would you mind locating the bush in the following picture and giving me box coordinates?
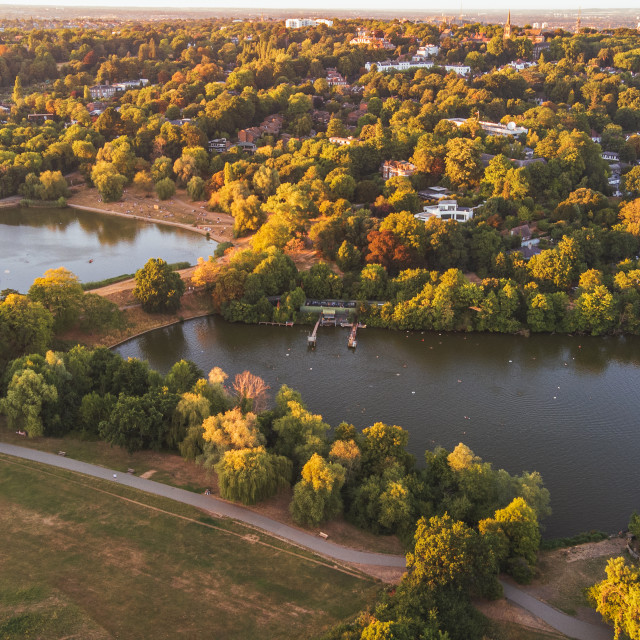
[155,177,176,201]
[540,530,609,550]
[214,241,233,257]
[507,556,535,584]
[187,176,206,201]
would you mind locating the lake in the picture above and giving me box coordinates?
[0,207,215,293]
[115,316,640,538]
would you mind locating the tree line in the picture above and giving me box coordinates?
[0,344,550,639]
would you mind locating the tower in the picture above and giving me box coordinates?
[576,7,581,32]
[503,10,512,40]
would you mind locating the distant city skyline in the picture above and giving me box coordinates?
[5,0,640,13]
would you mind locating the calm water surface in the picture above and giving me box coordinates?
[116,317,640,538]
[0,207,215,293]
[5,207,635,538]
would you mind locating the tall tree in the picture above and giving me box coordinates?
[215,446,292,505]
[28,267,84,332]
[133,258,186,313]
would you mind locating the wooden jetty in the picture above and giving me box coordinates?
[259,321,294,327]
[347,320,366,348]
[308,316,321,347]
[307,312,365,349]
[348,323,358,348]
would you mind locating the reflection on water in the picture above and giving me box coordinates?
[116,318,640,538]
[0,207,215,292]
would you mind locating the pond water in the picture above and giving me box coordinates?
[0,207,215,293]
[115,316,640,538]
[5,205,635,538]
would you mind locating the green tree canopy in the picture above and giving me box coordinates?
[133,258,186,313]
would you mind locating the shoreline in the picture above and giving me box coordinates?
[66,202,221,241]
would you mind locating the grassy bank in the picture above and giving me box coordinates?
[0,422,405,556]
[81,262,191,291]
[0,455,379,640]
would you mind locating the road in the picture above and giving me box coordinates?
[0,442,614,639]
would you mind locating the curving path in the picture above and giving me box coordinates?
[0,443,405,568]
[500,581,613,640]
[0,443,614,639]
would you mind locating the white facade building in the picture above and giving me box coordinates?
[285,18,320,28]
[329,136,355,146]
[413,44,440,58]
[415,200,475,223]
[364,60,470,75]
[446,117,528,137]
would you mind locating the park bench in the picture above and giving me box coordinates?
[57,451,66,456]
[127,468,135,474]
[318,532,329,540]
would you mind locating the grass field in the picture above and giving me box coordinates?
[0,422,405,556]
[0,455,380,640]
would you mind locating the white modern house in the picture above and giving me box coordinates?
[329,136,355,146]
[285,18,332,28]
[601,151,620,162]
[365,60,470,75]
[414,200,475,223]
[413,44,440,59]
[446,117,528,137]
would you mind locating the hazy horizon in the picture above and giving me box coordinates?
[2,1,639,14]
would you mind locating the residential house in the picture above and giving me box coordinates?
[413,44,440,59]
[238,114,284,144]
[349,28,395,50]
[112,79,149,91]
[326,68,348,87]
[418,185,453,200]
[312,110,331,126]
[415,200,475,223]
[27,113,55,123]
[509,59,536,70]
[346,103,368,125]
[329,136,356,146]
[510,224,540,249]
[208,138,231,153]
[447,117,528,137]
[365,60,470,75]
[89,84,116,99]
[235,141,257,154]
[381,160,416,179]
[285,18,324,28]
[601,151,620,162]
[238,127,263,144]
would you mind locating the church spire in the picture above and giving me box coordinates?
[503,9,512,40]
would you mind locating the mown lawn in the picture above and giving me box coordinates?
[0,456,379,640]
[0,421,405,556]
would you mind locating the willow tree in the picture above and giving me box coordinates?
[290,453,346,526]
[200,407,264,466]
[215,446,291,505]
[2,368,58,437]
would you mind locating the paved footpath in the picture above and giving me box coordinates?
[0,443,405,567]
[0,443,614,639]
[501,581,613,640]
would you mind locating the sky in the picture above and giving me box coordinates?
[8,0,640,12]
